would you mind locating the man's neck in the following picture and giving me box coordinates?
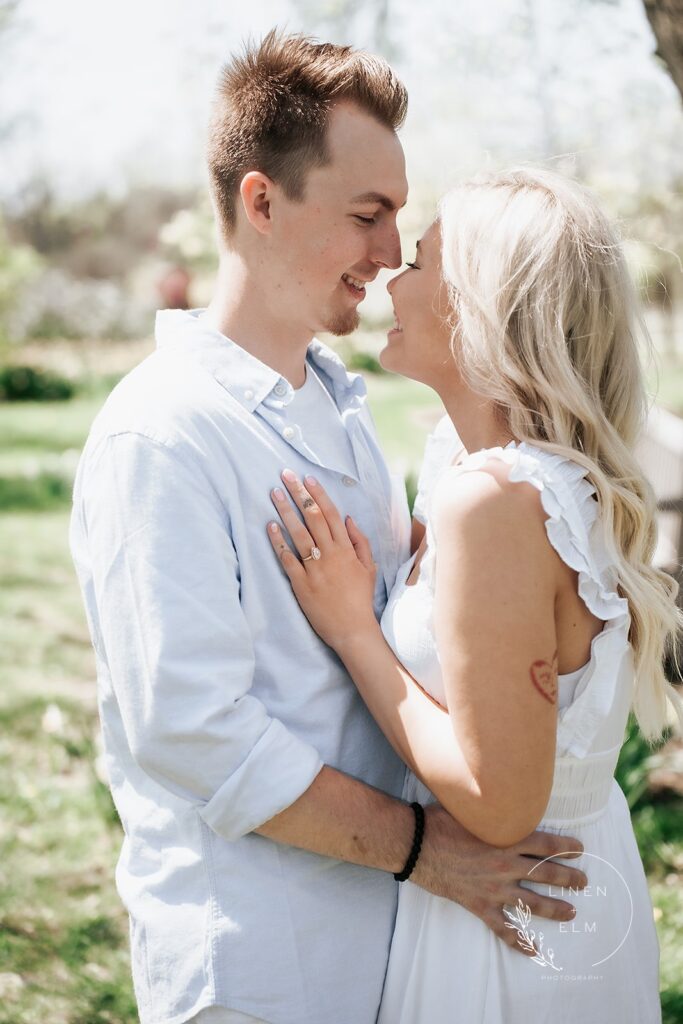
[202,254,312,388]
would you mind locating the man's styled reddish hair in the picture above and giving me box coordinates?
[207,30,408,234]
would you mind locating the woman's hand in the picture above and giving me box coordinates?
[267,469,380,649]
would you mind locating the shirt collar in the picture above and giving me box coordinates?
[307,338,367,403]
[155,308,367,413]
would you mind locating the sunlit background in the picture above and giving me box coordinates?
[1,1,682,1021]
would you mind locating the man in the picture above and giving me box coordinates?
[70,31,586,1024]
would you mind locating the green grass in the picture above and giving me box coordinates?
[364,372,444,471]
[0,510,136,1024]
[0,395,106,454]
[0,358,682,1022]
[0,389,107,511]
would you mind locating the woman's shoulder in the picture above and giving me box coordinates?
[429,440,601,569]
[435,442,597,515]
[429,448,554,561]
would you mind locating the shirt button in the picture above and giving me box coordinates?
[244,389,254,401]
[283,426,296,440]
[274,383,287,397]
[342,475,356,487]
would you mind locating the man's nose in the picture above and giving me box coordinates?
[373,223,402,271]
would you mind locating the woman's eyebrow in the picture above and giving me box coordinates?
[350,191,407,211]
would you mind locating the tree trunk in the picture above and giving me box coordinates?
[643,0,683,102]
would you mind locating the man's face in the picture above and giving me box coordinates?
[267,101,408,337]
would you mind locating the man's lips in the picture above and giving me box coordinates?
[341,273,367,301]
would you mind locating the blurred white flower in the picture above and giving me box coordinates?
[41,702,65,735]
[0,973,25,999]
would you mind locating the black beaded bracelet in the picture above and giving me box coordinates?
[394,801,425,882]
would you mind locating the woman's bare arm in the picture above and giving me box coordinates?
[268,466,561,847]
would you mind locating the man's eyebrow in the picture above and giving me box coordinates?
[350,191,407,211]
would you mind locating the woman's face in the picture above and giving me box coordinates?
[380,220,455,388]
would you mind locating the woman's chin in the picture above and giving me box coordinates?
[379,334,403,371]
[379,342,414,382]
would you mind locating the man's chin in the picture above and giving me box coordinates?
[321,309,360,337]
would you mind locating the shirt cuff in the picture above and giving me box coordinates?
[197,719,324,841]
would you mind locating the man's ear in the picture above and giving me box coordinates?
[239,171,275,235]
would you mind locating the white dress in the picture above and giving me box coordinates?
[378,425,662,1024]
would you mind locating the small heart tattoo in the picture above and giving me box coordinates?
[529,652,558,704]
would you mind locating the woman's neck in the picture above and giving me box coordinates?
[439,385,516,454]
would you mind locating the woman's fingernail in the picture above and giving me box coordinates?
[282,469,296,482]
[304,475,318,487]
[268,522,279,533]
[273,488,285,501]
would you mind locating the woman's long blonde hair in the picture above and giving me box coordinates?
[439,166,682,741]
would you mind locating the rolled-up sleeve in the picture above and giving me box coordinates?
[81,431,323,840]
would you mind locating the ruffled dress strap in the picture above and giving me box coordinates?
[425,441,632,758]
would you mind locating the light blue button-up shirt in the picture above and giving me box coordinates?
[70,310,411,1024]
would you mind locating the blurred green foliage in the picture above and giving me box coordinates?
[615,717,668,812]
[347,349,386,374]
[0,364,75,401]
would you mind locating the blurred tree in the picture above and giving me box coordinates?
[0,214,42,347]
[643,0,683,102]
[7,183,195,281]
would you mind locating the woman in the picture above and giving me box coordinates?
[265,168,681,1021]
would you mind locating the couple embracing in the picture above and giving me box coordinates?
[71,30,680,1024]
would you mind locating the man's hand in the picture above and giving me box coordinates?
[412,805,587,956]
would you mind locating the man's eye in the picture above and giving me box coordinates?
[354,215,376,225]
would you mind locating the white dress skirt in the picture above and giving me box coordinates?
[378,436,662,1024]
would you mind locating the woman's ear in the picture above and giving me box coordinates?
[239,171,275,235]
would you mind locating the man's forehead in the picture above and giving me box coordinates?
[320,101,408,203]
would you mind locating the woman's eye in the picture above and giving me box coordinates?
[405,261,419,269]
[354,215,376,225]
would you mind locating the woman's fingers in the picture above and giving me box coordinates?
[267,521,306,581]
[271,485,321,561]
[345,515,375,570]
[298,474,352,545]
[280,470,343,547]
